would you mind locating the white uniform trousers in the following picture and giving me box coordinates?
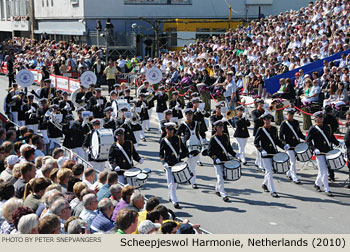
[146,109,152,130]
[236,137,248,163]
[262,158,276,193]
[165,165,178,204]
[11,112,18,125]
[27,124,38,134]
[19,120,25,126]
[72,147,87,160]
[133,131,141,146]
[255,148,263,170]
[90,161,106,173]
[286,150,298,182]
[187,154,199,184]
[157,112,164,130]
[214,164,226,197]
[140,120,149,139]
[315,155,330,192]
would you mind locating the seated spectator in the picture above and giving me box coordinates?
[138,220,160,234]
[69,182,87,213]
[115,208,138,234]
[0,155,20,184]
[11,206,34,234]
[50,198,72,234]
[32,135,45,158]
[52,148,65,160]
[0,197,23,234]
[125,192,144,213]
[146,210,163,225]
[49,168,59,183]
[17,213,39,234]
[14,162,36,199]
[0,146,5,173]
[91,171,108,192]
[35,185,62,217]
[90,198,114,233]
[109,184,123,207]
[20,146,36,163]
[68,164,84,192]
[23,177,51,212]
[79,193,98,229]
[0,181,15,226]
[302,79,321,105]
[57,168,72,194]
[2,141,14,158]
[82,167,96,189]
[137,196,160,226]
[161,221,178,234]
[39,190,63,218]
[67,219,89,234]
[112,185,134,221]
[177,223,201,234]
[96,171,118,202]
[38,214,61,234]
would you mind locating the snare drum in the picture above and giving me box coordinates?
[135,173,148,188]
[171,162,193,184]
[326,149,345,170]
[142,168,151,179]
[91,128,114,160]
[272,152,290,173]
[124,168,142,188]
[223,160,241,181]
[294,142,312,162]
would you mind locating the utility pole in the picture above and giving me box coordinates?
[139,17,161,58]
[228,5,232,29]
[30,0,35,39]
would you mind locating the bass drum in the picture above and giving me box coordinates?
[91,128,114,160]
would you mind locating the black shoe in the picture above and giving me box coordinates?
[173,203,181,209]
[223,196,229,202]
[142,138,147,142]
[197,161,203,166]
[346,184,350,189]
[286,175,292,181]
[262,184,269,192]
[215,192,221,197]
[325,191,333,197]
[146,129,151,132]
[192,184,198,189]
[314,184,322,192]
[243,161,247,165]
[293,180,301,184]
[271,192,279,198]
[329,177,335,182]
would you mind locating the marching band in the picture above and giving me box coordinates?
[3,72,350,210]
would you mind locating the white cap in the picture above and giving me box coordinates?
[6,155,20,166]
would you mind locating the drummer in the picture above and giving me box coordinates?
[160,109,175,141]
[306,111,341,197]
[82,118,107,172]
[254,112,288,198]
[208,120,237,202]
[177,108,206,189]
[115,106,137,145]
[103,106,117,131]
[279,108,306,184]
[169,91,184,125]
[210,101,229,136]
[252,98,266,172]
[108,128,144,184]
[159,122,188,209]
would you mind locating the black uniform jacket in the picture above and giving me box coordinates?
[234,115,250,138]
[159,135,188,166]
[279,119,305,148]
[306,124,339,154]
[254,126,284,158]
[208,133,236,163]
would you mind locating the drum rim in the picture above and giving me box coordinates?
[273,152,289,162]
[124,168,142,176]
[136,173,147,179]
[224,160,241,169]
[295,142,309,153]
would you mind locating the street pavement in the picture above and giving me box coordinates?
[1,75,350,234]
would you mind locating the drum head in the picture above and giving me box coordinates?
[124,168,142,177]
[137,173,147,180]
[172,162,188,172]
[142,168,151,174]
[91,131,100,159]
[224,160,240,169]
[295,143,308,153]
[273,152,289,162]
[326,149,341,159]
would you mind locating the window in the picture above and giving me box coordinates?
[71,0,79,4]
[0,0,4,20]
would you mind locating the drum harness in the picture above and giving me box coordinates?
[116,142,133,166]
[164,138,179,161]
[183,121,201,150]
[262,128,277,153]
[213,135,229,161]
[315,126,330,149]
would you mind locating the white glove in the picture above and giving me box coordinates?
[96,103,101,107]
[141,104,146,109]
[339,141,345,148]
[215,158,221,164]
[50,94,54,98]
[202,138,207,144]
[82,121,86,127]
[164,162,169,169]
[261,150,267,157]
[314,149,320,155]
[139,158,144,164]
[235,153,240,158]
[188,154,193,159]
[175,105,181,110]
[81,96,85,101]
[284,144,290,150]
[114,166,120,172]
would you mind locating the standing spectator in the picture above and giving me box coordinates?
[6,55,14,88]
[103,61,119,93]
[92,58,105,88]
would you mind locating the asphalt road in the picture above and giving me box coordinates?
[1,75,350,234]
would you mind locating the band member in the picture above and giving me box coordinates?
[62,114,76,149]
[84,84,95,102]
[152,86,168,131]
[344,110,350,188]
[104,90,118,112]
[192,97,209,166]
[73,85,86,107]
[87,88,107,119]
[124,88,133,103]
[83,119,107,172]
[136,93,150,141]
[39,79,56,101]
[323,105,339,135]
[177,108,206,189]
[37,98,50,146]
[17,91,26,126]
[160,109,174,141]
[72,107,90,159]
[115,106,137,144]
[234,105,250,165]
[306,111,341,196]
[159,122,188,209]
[23,94,39,133]
[210,101,229,135]
[169,91,184,125]
[186,92,200,109]
[103,106,117,131]
[252,99,266,171]
[108,128,144,184]
[208,120,237,202]
[59,91,75,119]
[45,104,63,153]
[254,112,288,198]
[52,89,63,105]
[137,81,153,131]
[5,83,19,123]
[279,108,306,184]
